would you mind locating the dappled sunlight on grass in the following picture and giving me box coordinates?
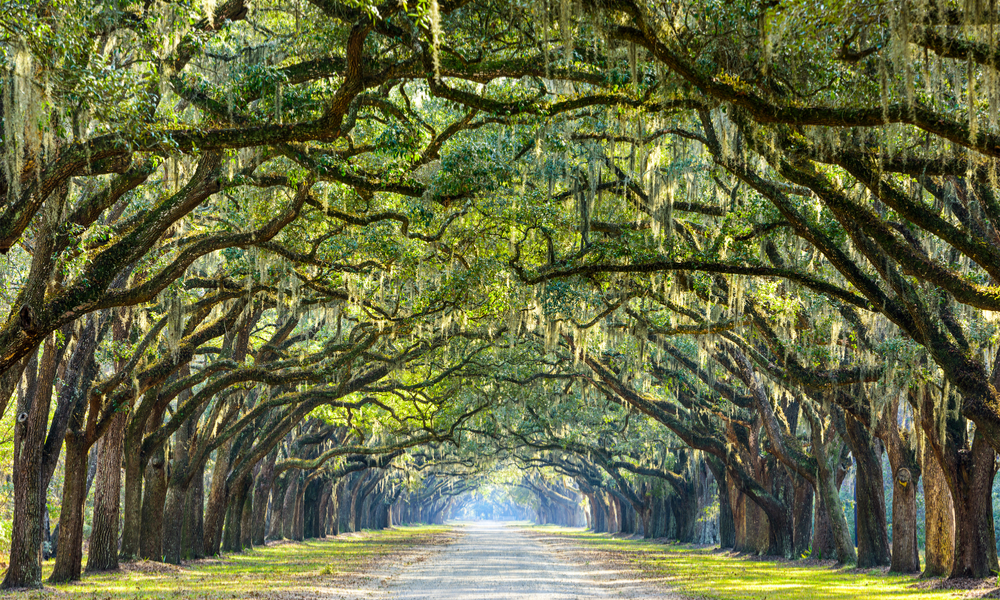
[4,526,449,599]
[534,528,990,600]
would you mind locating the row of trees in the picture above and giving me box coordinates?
[2,0,1000,588]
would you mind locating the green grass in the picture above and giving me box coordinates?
[5,526,450,599]
[533,527,992,600]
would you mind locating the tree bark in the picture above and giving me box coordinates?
[240,475,255,550]
[119,430,145,561]
[706,460,734,548]
[162,483,188,564]
[221,476,248,552]
[252,450,277,545]
[139,443,168,560]
[282,475,300,539]
[183,470,205,559]
[791,476,814,558]
[49,434,89,582]
[922,437,954,577]
[879,399,921,573]
[268,474,288,540]
[203,440,233,556]
[813,441,855,563]
[86,409,128,572]
[844,415,891,567]
[948,434,998,579]
[2,341,50,589]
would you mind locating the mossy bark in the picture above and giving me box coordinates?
[139,445,168,560]
[922,439,954,577]
[947,435,998,579]
[49,434,88,582]
[845,416,891,568]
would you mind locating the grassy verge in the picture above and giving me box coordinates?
[530,527,997,600]
[5,525,451,599]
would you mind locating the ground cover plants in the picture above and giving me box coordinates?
[531,527,991,600]
[2,526,450,599]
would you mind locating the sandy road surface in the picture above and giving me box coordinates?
[358,521,680,600]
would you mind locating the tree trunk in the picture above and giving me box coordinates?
[327,479,342,536]
[293,479,306,540]
[707,461,735,549]
[203,441,232,556]
[889,465,919,573]
[163,416,193,564]
[948,435,998,579]
[162,483,188,565]
[252,451,277,545]
[222,476,248,553]
[3,346,48,589]
[268,475,288,540]
[922,438,954,577]
[240,480,255,550]
[49,435,90,580]
[845,416,891,567]
[878,397,921,573]
[791,476,814,558]
[183,471,205,559]
[139,445,168,560]
[728,482,749,551]
[86,410,128,572]
[282,475,300,539]
[815,452,856,563]
[119,433,145,561]
[673,490,698,543]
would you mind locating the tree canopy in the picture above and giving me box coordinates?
[2,0,1000,589]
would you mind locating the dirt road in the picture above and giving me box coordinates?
[364,521,679,600]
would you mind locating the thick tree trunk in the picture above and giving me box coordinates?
[845,416,891,567]
[139,445,168,560]
[87,410,128,572]
[293,479,306,540]
[878,397,921,573]
[922,439,955,577]
[268,475,288,540]
[282,476,300,539]
[317,485,331,537]
[742,480,773,554]
[49,437,89,581]
[948,435,998,579]
[889,466,919,573]
[706,460,734,548]
[792,477,814,558]
[163,414,193,564]
[728,483,749,551]
[119,438,145,561]
[203,441,232,556]
[252,451,277,545]
[815,453,856,563]
[811,490,835,560]
[183,471,205,559]
[327,479,341,536]
[672,491,698,543]
[347,473,367,533]
[240,479,255,550]
[162,483,188,565]
[221,476,248,553]
[3,347,49,589]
